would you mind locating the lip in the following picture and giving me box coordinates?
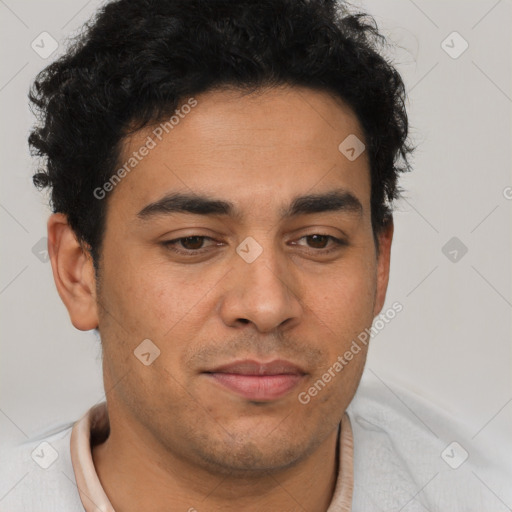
[204,359,306,401]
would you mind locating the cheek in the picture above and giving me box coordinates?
[101,251,211,339]
[305,257,377,336]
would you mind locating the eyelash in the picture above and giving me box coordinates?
[162,234,347,256]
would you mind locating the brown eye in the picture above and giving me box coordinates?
[291,234,347,255]
[162,236,218,255]
[179,236,206,250]
[305,234,330,249]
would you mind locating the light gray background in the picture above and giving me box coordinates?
[1,0,511,476]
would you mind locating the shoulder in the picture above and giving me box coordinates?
[346,370,512,512]
[0,419,84,512]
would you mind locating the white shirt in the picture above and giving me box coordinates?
[1,371,510,511]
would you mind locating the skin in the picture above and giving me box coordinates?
[48,85,393,512]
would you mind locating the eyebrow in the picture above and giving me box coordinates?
[137,189,363,221]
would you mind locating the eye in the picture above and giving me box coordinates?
[292,234,347,254]
[162,236,219,254]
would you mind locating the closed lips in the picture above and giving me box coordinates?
[205,360,307,401]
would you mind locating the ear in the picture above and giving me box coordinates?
[47,213,99,331]
[373,216,394,317]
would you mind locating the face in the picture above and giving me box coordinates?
[61,85,392,474]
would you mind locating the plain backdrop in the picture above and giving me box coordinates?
[1,0,511,472]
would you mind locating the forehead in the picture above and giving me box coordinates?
[109,85,371,223]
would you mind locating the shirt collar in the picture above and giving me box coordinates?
[70,402,353,511]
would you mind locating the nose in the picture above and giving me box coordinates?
[218,245,303,333]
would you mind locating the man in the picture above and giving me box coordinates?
[0,0,508,510]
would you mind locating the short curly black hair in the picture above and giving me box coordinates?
[29,0,412,266]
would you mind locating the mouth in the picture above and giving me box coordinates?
[203,359,307,402]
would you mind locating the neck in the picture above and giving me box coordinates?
[92,407,341,512]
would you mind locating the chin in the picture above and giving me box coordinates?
[188,422,323,475]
